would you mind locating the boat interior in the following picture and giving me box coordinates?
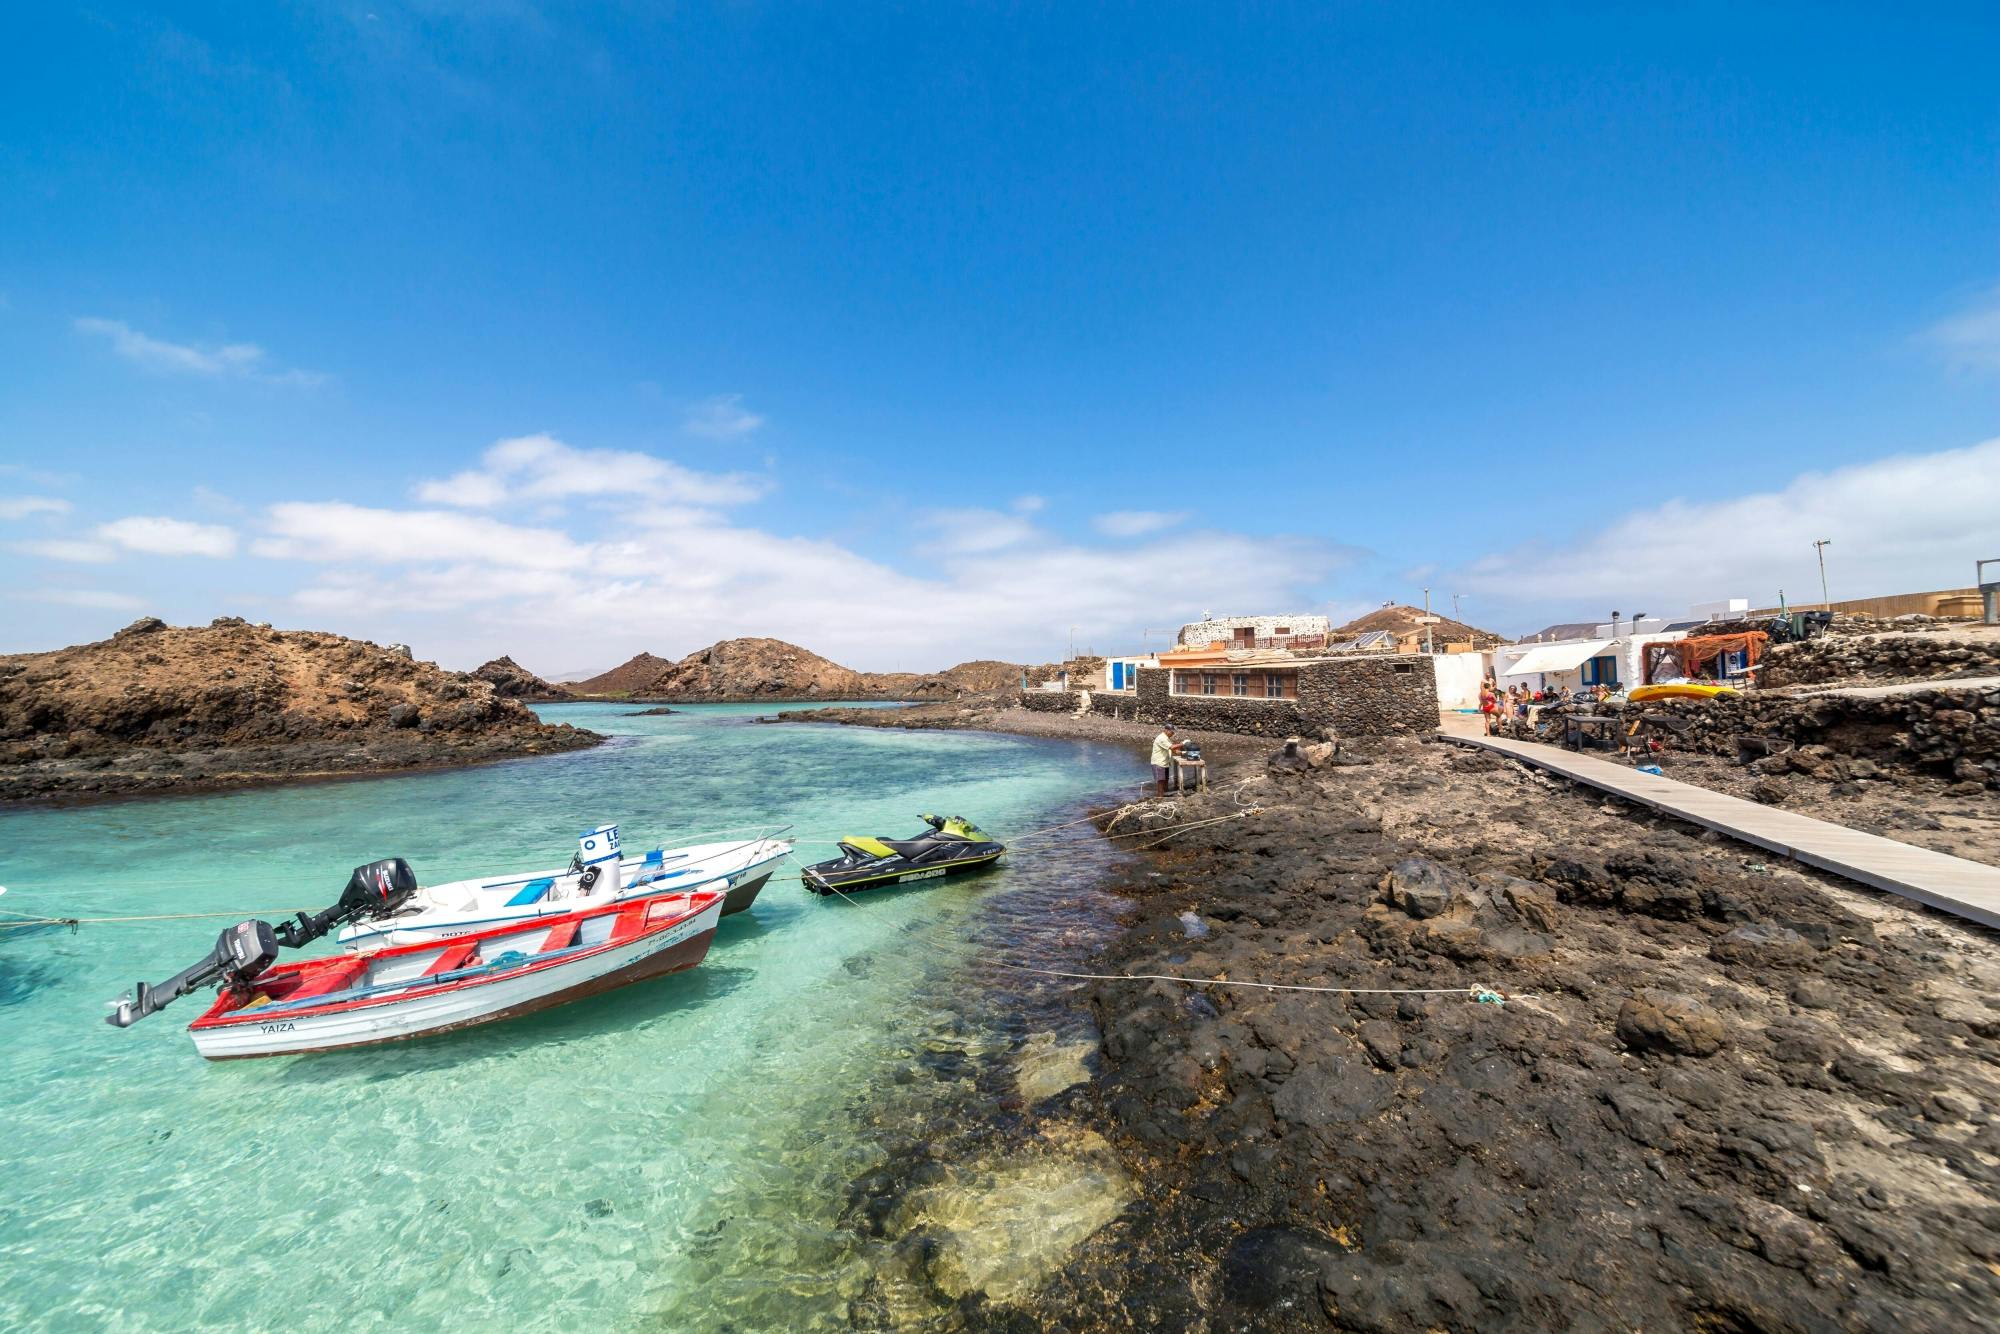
[209,892,712,1022]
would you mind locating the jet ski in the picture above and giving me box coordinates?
[800,815,1003,894]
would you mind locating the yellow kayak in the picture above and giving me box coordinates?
[1629,683,1739,702]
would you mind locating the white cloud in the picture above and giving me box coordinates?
[683,393,765,440]
[1012,494,1047,514]
[1093,510,1189,539]
[256,501,591,570]
[73,317,326,386]
[0,496,71,520]
[16,588,146,611]
[413,433,767,509]
[96,516,239,558]
[1449,437,2000,617]
[1924,286,2000,373]
[916,508,1041,555]
[10,538,116,563]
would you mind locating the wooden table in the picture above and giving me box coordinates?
[1562,714,1623,754]
[1171,757,1208,793]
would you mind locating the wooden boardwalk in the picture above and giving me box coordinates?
[1437,715,2000,931]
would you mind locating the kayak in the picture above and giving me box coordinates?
[1629,683,1739,702]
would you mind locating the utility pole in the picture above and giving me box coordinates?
[1813,539,1832,611]
[1450,593,1463,622]
[1068,626,1076,663]
[1422,588,1434,655]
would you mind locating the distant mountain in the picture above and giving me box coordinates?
[1334,604,1506,648]
[569,653,678,697]
[473,656,574,701]
[568,642,1038,701]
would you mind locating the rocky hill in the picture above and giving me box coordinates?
[568,653,678,697]
[571,641,1039,702]
[933,660,1031,693]
[1334,604,1505,648]
[473,655,574,701]
[0,618,600,803]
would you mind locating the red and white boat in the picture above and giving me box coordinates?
[184,887,723,1060]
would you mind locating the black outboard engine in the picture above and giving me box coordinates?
[272,857,418,950]
[105,858,419,1028]
[106,918,280,1028]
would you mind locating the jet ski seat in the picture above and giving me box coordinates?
[880,837,943,859]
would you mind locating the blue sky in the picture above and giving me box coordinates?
[4,3,1999,672]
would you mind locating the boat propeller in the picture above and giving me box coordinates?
[105,858,420,1029]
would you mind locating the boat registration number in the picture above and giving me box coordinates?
[259,1021,297,1034]
[903,869,948,882]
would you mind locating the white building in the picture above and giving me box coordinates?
[1099,654,1159,693]
[1490,602,1754,693]
[1176,613,1331,650]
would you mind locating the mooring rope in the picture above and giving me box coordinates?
[984,961,1522,1005]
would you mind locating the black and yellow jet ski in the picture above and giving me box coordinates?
[801,814,1004,894]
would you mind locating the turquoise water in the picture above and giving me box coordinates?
[0,703,1135,1329]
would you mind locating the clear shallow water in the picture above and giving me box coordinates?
[0,703,1134,1329]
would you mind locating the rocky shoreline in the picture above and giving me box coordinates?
[0,618,601,806]
[804,703,2000,1328]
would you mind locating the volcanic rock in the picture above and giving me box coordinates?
[0,619,599,803]
[472,655,573,701]
[1616,989,1727,1057]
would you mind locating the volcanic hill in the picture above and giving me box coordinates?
[571,640,1035,702]
[0,617,600,803]
[1334,603,1506,648]
[473,655,574,701]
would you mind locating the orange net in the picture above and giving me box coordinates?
[1643,632,1767,683]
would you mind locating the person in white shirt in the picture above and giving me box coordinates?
[1151,725,1186,796]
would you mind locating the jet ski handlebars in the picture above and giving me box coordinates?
[106,858,419,1028]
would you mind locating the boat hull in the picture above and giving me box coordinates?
[191,899,722,1060]
[720,863,777,915]
[338,841,788,950]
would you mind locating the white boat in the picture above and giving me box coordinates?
[188,888,725,1060]
[334,823,790,953]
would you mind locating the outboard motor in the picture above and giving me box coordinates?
[272,858,419,949]
[107,918,280,1028]
[106,858,419,1028]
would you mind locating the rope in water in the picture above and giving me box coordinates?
[983,961,1519,1005]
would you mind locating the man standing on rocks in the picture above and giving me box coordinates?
[1151,724,1187,796]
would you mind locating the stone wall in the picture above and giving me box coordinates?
[1137,664,1306,736]
[1304,654,1439,735]
[1642,685,1999,788]
[1759,632,2000,689]
[1014,654,1438,738]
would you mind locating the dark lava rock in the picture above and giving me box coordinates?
[1270,1054,1393,1127]
[1710,923,1816,968]
[1750,776,1791,805]
[1220,1226,1344,1314]
[1379,857,1463,919]
[1617,989,1726,1057]
[1789,978,1839,1009]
